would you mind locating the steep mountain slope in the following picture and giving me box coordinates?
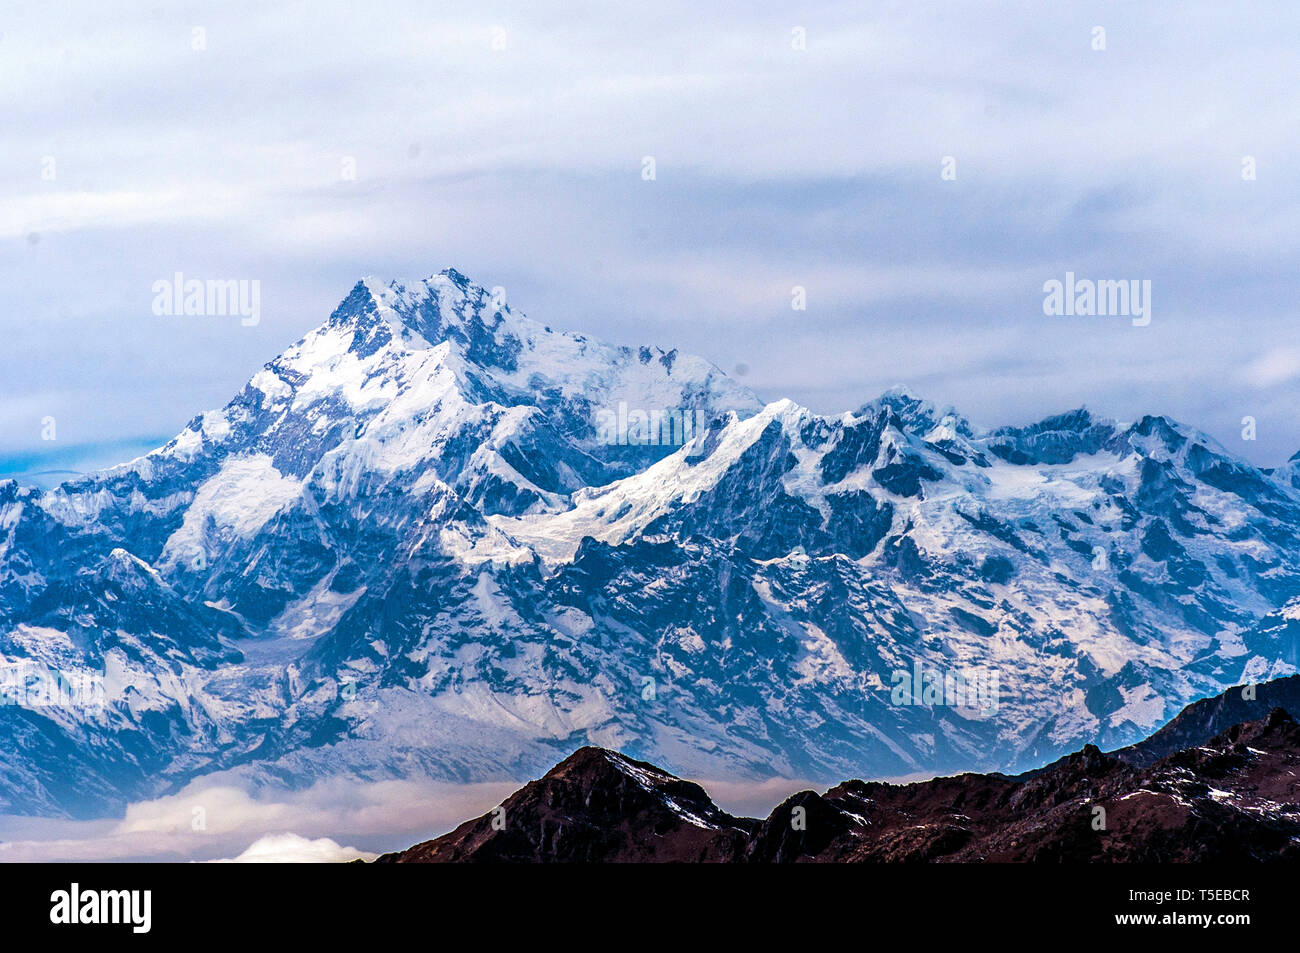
[0,270,760,815]
[1113,671,1300,767]
[489,395,1300,775]
[379,705,1300,863]
[376,747,754,863]
[3,268,1300,819]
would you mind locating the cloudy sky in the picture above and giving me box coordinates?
[3,0,1298,478]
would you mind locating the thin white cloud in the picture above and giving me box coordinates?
[1245,346,1300,388]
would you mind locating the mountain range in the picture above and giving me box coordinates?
[3,268,1300,819]
[377,677,1300,863]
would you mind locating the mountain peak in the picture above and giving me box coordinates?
[857,386,973,441]
[345,270,528,354]
[438,265,472,286]
[376,745,754,863]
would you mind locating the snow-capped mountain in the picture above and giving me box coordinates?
[3,268,1300,818]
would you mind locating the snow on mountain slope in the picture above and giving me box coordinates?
[0,269,761,815]
[480,389,1300,777]
[3,269,1300,818]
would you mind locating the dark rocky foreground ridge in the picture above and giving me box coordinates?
[378,680,1300,862]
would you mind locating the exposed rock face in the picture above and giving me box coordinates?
[376,747,755,863]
